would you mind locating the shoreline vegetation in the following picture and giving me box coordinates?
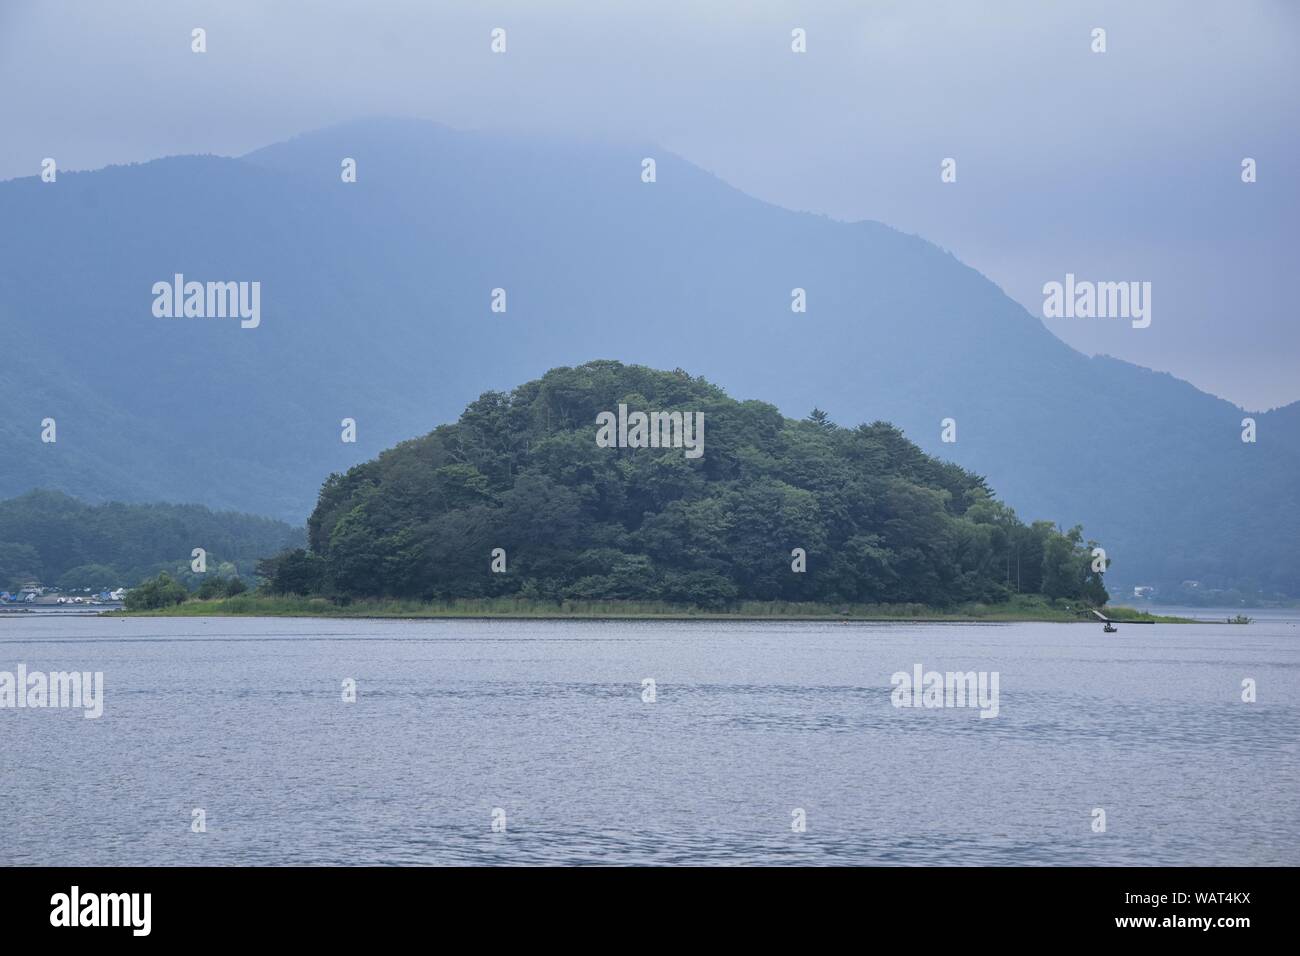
[113,594,1193,623]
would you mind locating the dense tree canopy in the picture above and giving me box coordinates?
[122,572,189,610]
[0,490,304,590]
[266,362,1108,608]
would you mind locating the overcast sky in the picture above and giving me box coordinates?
[3,0,1296,409]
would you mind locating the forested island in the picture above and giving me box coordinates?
[217,361,1114,618]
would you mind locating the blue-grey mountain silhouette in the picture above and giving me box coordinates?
[2,118,1295,594]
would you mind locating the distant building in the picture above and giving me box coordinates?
[1133,586,1155,599]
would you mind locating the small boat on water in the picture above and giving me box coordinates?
[1092,608,1121,633]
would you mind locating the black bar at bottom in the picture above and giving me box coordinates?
[0,866,1278,941]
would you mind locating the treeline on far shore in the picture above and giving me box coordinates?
[0,489,303,593]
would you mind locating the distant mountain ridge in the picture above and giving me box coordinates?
[1,117,1295,593]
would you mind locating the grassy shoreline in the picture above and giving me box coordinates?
[113,594,1194,624]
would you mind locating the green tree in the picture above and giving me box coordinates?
[124,572,189,610]
[256,549,328,596]
[0,540,42,590]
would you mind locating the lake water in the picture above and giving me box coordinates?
[2,614,1297,866]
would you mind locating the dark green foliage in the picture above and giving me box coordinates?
[54,564,124,591]
[298,362,1109,608]
[0,490,304,590]
[123,572,189,610]
[256,549,328,596]
[0,541,42,590]
[195,576,248,600]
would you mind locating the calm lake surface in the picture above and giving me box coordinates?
[2,614,1297,866]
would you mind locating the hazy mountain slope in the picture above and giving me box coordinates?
[1,118,1294,592]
